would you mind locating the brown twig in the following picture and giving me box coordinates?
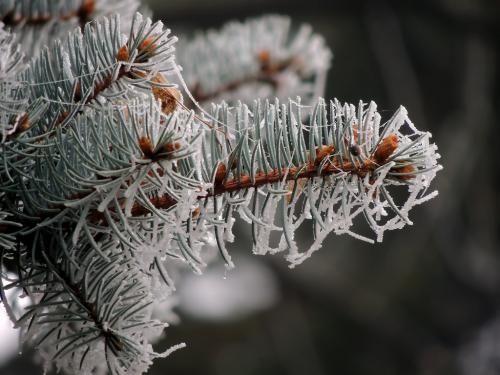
[190,50,300,103]
[0,134,410,233]
[127,136,408,217]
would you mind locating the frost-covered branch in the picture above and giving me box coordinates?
[0,7,442,375]
[177,15,332,107]
[9,230,178,375]
[0,0,96,27]
[181,99,441,267]
[0,0,143,57]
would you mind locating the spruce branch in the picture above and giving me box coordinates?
[14,12,178,138]
[0,0,143,57]
[177,15,332,107]
[0,7,443,375]
[0,0,96,27]
[7,230,176,375]
[190,50,298,104]
[125,98,441,267]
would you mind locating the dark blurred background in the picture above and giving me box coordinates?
[1,0,499,374]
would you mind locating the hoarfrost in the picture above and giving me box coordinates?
[196,98,441,267]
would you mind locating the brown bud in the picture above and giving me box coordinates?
[315,144,335,164]
[258,50,282,74]
[138,136,154,157]
[162,142,182,154]
[374,134,398,164]
[18,113,30,132]
[116,45,130,61]
[214,163,227,184]
[239,174,251,184]
[139,36,158,55]
[78,0,96,18]
[258,50,271,65]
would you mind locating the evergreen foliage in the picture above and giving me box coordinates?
[0,1,441,374]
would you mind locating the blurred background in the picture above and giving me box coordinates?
[1,0,499,374]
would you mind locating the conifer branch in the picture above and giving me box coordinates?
[178,15,332,106]
[1,0,96,28]
[8,230,171,374]
[0,9,442,375]
[190,51,298,103]
[128,136,405,216]
[0,0,143,61]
